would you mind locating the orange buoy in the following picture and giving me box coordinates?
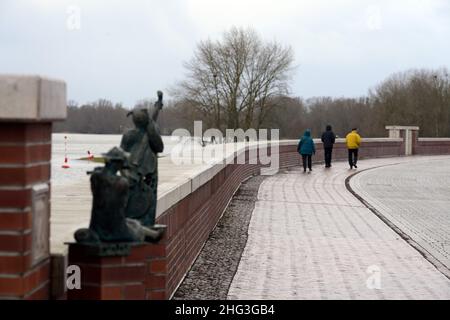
[62,156,70,169]
[62,136,71,169]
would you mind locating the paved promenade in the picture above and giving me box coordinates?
[228,156,450,300]
[349,158,450,277]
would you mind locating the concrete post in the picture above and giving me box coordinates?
[386,126,420,156]
[0,75,66,299]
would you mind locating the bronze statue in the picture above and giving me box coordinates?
[75,147,135,243]
[120,91,164,226]
[74,147,164,244]
[74,92,167,247]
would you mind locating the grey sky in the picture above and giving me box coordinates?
[1,0,449,107]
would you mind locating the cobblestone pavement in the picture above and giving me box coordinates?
[228,156,450,300]
[173,176,266,300]
[349,157,450,277]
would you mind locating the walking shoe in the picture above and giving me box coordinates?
[354,164,358,169]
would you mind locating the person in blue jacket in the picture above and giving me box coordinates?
[297,129,316,173]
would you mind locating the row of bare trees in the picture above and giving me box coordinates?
[54,72,449,139]
[53,100,132,134]
[369,68,450,137]
[54,27,450,138]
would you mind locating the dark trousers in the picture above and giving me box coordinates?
[302,154,312,171]
[324,147,333,167]
[348,149,358,167]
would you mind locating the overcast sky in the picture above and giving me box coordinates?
[1,0,449,107]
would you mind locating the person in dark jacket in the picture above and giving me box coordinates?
[321,125,336,168]
[297,129,316,173]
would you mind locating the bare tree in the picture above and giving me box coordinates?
[370,68,450,137]
[174,26,295,131]
[54,65,450,139]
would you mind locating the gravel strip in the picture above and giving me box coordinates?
[172,174,267,300]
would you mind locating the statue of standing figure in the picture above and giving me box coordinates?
[120,91,164,227]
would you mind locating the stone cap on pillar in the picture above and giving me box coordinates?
[385,125,420,131]
[0,74,67,122]
[385,126,420,139]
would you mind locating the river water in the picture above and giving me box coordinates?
[51,133,182,186]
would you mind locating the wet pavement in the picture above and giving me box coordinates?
[228,156,450,300]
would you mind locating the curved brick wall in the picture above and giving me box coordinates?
[67,137,419,300]
[416,138,450,155]
[65,135,450,300]
[152,138,405,299]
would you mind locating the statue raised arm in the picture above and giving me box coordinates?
[119,91,165,226]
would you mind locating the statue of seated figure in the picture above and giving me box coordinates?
[74,147,165,244]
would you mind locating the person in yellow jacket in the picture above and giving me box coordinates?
[346,128,361,169]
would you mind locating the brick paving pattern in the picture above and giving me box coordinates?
[228,156,450,300]
[349,157,450,275]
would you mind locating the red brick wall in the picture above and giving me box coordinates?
[0,123,52,299]
[415,139,450,155]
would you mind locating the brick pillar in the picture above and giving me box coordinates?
[67,244,148,300]
[386,126,420,156]
[0,75,66,299]
[67,242,168,300]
